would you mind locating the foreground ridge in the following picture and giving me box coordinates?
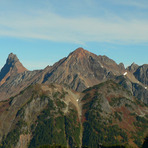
[0,81,147,148]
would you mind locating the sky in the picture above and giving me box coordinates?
[0,0,148,70]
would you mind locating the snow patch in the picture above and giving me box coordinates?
[123,72,127,76]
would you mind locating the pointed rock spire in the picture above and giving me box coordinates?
[7,53,19,64]
[127,62,139,73]
[0,53,27,85]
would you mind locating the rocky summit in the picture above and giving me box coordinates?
[0,53,27,86]
[0,48,147,104]
[134,64,148,86]
[37,47,125,91]
[0,48,147,148]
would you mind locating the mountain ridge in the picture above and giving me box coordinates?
[0,81,147,148]
[0,48,148,148]
[0,48,147,104]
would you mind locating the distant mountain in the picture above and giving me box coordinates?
[0,47,124,100]
[119,62,125,71]
[123,63,148,104]
[133,64,148,86]
[0,48,147,147]
[0,54,53,100]
[114,75,148,104]
[0,81,147,148]
[0,53,27,85]
[127,62,139,73]
[0,48,147,105]
[42,48,125,91]
[0,67,50,100]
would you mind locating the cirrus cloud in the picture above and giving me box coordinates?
[0,0,148,45]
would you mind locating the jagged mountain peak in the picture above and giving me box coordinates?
[127,62,139,73]
[0,53,27,85]
[119,62,125,70]
[68,47,95,59]
[134,64,148,86]
[130,62,139,68]
[74,47,85,52]
[5,53,21,66]
[72,47,88,54]
[5,53,27,70]
[42,48,124,92]
[7,52,18,62]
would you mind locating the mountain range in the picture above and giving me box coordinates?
[0,47,147,148]
[0,48,147,104]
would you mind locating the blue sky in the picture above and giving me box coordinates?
[0,0,148,70]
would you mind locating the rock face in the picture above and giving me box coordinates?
[97,56,125,75]
[0,62,51,100]
[42,48,124,92]
[127,62,139,73]
[0,81,147,148]
[0,48,147,105]
[0,53,27,85]
[0,48,148,148]
[114,75,148,104]
[0,70,42,100]
[134,64,148,86]
[81,81,148,148]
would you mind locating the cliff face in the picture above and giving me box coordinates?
[0,53,27,85]
[0,48,148,148]
[0,48,147,104]
[0,64,52,100]
[134,64,148,86]
[42,48,124,92]
[0,81,147,148]
[114,75,148,104]
[127,63,139,73]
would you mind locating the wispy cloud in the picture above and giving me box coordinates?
[0,0,148,44]
[111,0,148,8]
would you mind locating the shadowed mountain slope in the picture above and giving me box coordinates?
[0,81,147,148]
[81,80,148,148]
[134,64,148,86]
[0,48,147,105]
[114,75,148,104]
[127,63,139,73]
[0,83,82,148]
[42,48,125,91]
[0,53,27,85]
[0,66,51,100]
